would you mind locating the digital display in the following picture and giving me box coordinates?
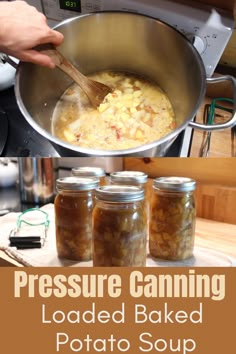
[59,0,82,13]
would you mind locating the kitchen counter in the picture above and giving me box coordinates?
[0,217,235,267]
[194,218,236,259]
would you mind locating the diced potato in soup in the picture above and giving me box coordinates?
[52,71,175,150]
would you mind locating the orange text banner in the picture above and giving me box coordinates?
[0,267,235,354]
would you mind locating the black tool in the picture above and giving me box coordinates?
[9,236,42,249]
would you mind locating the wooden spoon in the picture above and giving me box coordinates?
[39,46,112,108]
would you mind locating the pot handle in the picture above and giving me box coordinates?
[0,53,18,69]
[188,75,236,131]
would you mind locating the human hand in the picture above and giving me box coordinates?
[0,1,64,68]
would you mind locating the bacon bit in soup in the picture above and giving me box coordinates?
[75,133,81,141]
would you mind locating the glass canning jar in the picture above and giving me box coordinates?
[149,177,196,261]
[110,170,149,214]
[54,176,99,261]
[93,185,147,267]
[110,170,148,192]
[72,166,106,185]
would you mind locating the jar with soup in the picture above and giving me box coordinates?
[110,170,148,191]
[54,177,99,261]
[72,166,106,185]
[149,177,196,261]
[93,185,147,266]
[110,170,149,215]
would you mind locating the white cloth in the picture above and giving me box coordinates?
[0,204,91,267]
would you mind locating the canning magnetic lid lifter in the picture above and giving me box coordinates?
[9,208,50,249]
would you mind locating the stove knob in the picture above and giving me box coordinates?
[192,35,206,54]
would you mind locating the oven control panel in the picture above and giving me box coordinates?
[29,0,234,77]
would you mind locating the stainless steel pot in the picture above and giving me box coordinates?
[14,12,236,156]
[18,157,58,204]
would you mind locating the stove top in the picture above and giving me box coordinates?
[0,86,185,157]
[40,0,234,78]
[0,0,234,157]
[0,87,60,157]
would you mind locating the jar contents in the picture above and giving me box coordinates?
[52,71,175,150]
[93,185,147,266]
[54,177,98,261]
[149,177,196,261]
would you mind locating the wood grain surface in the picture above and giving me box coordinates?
[124,158,236,224]
[124,158,236,186]
[194,217,236,258]
[195,184,236,224]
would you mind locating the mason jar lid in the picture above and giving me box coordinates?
[56,177,99,191]
[110,171,148,184]
[153,177,196,192]
[95,185,144,202]
[71,166,105,178]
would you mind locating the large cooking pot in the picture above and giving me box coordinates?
[14,12,236,156]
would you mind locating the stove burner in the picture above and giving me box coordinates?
[0,87,59,157]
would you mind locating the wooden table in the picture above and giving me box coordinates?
[194,218,236,258]
[0,217,235,267]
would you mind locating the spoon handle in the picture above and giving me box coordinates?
[40,46,111,107]
[42,47,86,82]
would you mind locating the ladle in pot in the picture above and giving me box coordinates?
[39,45,112,108]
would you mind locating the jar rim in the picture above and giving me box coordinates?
[153,177,196,192]
[56,177,99,191]
[95,185,144,202]
[110,171,148,184]
[71,166,105,178]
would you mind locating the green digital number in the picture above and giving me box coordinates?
[59,0,81,12]
[65,1,76,8]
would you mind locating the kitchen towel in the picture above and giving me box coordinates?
[0,204,92,267]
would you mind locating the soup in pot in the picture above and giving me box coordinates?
[52,71,175,150]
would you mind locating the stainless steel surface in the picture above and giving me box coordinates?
[18,157,57,204]
[15,12,207,156]
[189,76,236,131]
[36,0,234,78]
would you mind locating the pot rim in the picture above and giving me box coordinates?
[14,11,206,156]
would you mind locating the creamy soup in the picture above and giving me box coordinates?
[52,71,175,150]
